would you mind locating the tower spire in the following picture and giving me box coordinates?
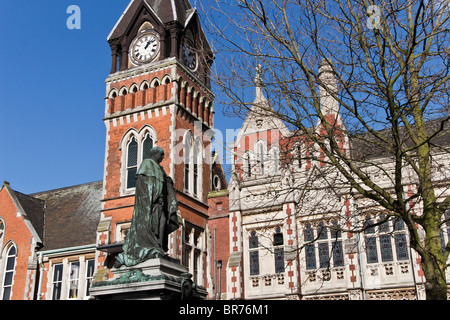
[318,58,339,116]
[255,64,263,102]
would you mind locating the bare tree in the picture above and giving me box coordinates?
[202,0,450,300]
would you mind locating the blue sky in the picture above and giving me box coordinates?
[0,0,239,194]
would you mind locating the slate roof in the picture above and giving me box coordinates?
[29,181,103,251]
[108,0,195,41]
[11,191,45,242]
[350,117,450,161]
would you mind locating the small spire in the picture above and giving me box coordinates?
[255,64,263,100]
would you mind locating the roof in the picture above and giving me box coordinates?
[108,0,195,41]
[1,181,45,245]
[30,181,103,251]
[12,190,45,242]
[350,117,450,161]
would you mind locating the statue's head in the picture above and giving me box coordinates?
[149,147,164,163]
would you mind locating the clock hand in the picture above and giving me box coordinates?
[144,38,155,49]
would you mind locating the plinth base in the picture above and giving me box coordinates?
[89,257,207,300]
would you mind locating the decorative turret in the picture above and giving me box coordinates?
[318,58,339,116]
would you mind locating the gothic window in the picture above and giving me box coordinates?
[305,243,316,270]
[380,234,393,262]
[213,175,221,191]
[317,223,329,268]
[68,261,80,299]
[303,221,345,271]
[392,218,409,260]
[142,133,153,160]
[184,134,191,191]
[365,237,379,263]
[244,151,252,178]
[304,223,316,270]
[364,217,378,263]
[297,144,302,169]
[273,227,285,273]
[379,215,393,262]
[258,143,265,175]
[2,244,16,300]
[331,220,344,267]
[126,137,138,189]
[304,223,314,242]
[52,263,63,300]
[249,231,260,275]
[193,140,201,197]
[364,215,410,264]
[318,242,330,269]
[183,134,203,198]
[395,233,409,260]
[291,143,302,170]
[274,248,285,274]
[269,148,279,175]
[121,127,157,192]
[0,219,4,245]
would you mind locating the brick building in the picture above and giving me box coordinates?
[222,60,450,300]
[0,0,228,300]
[1,0,448,301]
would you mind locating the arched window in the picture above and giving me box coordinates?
[378,215,393,262]
[331,220,344,267]
[364,216,378,263]
[121,127,157,192]
[273,227,285,273]
[363,215,409,264]
[193,140,201,197]
[243,151,252,178]
[184,134,192,191]
[249,231,260,276]
[2,244,17,300]
[304,223,316,270]
[142,133,153,160]
[270,148,279,175]
[392,218,409,261]
[213,175,221,191]
[0,219,4,244]
[126,137,138,189]
[317,222,330,268]
[256,142,265,175]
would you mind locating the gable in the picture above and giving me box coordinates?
[0,182,44,245]
[232,88,290,150]
[108,0,195,41]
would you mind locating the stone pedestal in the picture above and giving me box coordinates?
[89,257,207,300]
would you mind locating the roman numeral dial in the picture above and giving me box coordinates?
[130,31,160,65]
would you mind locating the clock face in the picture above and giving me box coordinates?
[130,31,160,65]
[183,40,197,71]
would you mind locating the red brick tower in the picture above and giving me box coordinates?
[95,0,215,289]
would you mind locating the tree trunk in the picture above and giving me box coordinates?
[421,255,448,300]
[419,219,448,300]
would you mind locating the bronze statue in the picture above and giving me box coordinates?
[115,147,179,267]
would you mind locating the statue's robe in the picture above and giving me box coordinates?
[116,158,179,267]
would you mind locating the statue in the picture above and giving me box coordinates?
[115,147,180,267]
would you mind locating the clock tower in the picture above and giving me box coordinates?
[95,0,215,288]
